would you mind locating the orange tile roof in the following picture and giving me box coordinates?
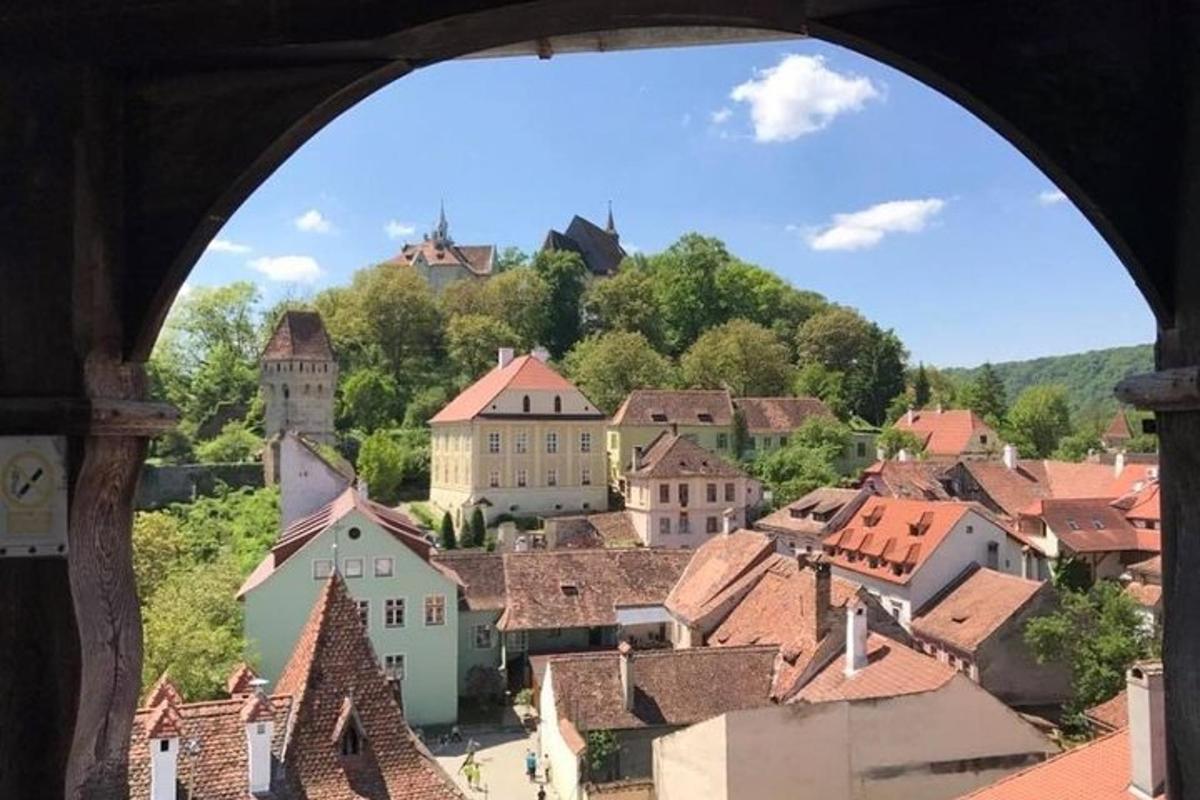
[960,459,1159,520]
[142,672,184,709]
[1086,691,1128,733]
[611,389,735,426]
[665,531,777,626]
[1029,498,1159,554]
[1116,481,1161,524]
[754,487,863,537]
[957,728,1160,800]
[1104,411,1133,441]
[262,310,335,361]
[226,662,259,697]
[429,354,587,423]
[1125,581,1163,608]
[822,496,973,585]
[630,431,749,479]
[894,409,996,456]
[912,566,1047,654]
[795,632,956,703]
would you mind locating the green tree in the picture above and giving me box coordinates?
[582,264,665,349]
[795,306,877,375]
[141,554,248,701]
[913,364,931,408]
[132,512,190,599]
[171,281,262,364]
[403,385,451,429]
[1053,429,1102,462]
[876,427,925,459]
[494,246,529,273]
[679,320,794,396]
[714,260,827,346]
[752,444,841,506]
[794,363,849,419]
[168,486,280,573]
[562,331,674,414]
[482,268,552,348]
[1006,385,1073,457]
[648,233,729,354]
[531,249,589,358]
[446,314,524,380]
[195,420,261,463]
[357,429,430,505]
[1025,581,1153,725]
[964,362,1008,422]
[339,367,402,432]
[468,507,487,549]
[847,329,908,425]
[440,512,458,550]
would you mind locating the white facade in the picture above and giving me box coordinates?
[625,474,761,548]
[278,433,353,528]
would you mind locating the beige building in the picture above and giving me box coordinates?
[429,349,608,526]
[384,204,494,294]
[608,389,737,488]
[624,432,761,548]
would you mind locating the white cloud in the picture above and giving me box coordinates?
[1037,189,1068,206]
[206,238,252,254]
[730,54,880,142]
[249,255,323,283]
[384,220,417,239]
[294,209,333,233]
[806,198,945,251]
[711,107,732,124]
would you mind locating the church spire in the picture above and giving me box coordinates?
[433,200,450,246]
[606,200,618,240]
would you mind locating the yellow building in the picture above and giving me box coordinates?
[429,349,608,526]
[607,389,737,489]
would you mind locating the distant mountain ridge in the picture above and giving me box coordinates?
[944,343,1153,415]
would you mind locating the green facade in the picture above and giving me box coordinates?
[242,508,460,726]
[457,609,503,692]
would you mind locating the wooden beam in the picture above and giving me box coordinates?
[1115,368,1200,411]
[0,397,178,437]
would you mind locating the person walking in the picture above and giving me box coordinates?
[537,786,546,800]
[525,749,537,782]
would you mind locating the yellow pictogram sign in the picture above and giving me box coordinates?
[2,450,55,509]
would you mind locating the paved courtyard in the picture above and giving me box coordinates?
[433,728,560,800]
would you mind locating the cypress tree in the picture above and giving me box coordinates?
[469,507,487,548]
[913,363,931,408]
[440,512,457,550]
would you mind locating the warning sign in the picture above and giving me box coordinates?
[0,437,67,557]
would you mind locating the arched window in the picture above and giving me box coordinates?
[317,384,323,395]
[554,396,562,413]
[283,385,290,399]
[522,395,530,413]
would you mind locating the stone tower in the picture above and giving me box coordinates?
[260,310,337,444]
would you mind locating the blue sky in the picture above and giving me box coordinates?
[191,38,1153,367]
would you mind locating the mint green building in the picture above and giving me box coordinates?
[239,488,465,727]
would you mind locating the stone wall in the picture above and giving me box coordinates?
[135,462,264,510]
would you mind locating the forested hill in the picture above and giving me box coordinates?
[945,344,1153,414]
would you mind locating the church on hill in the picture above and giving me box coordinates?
[385,203,496,293]
[541,202,627,277]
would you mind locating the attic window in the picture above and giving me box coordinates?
[560,581,579,596]
[340,725,362,757]
[862,507,884,528]
[951,614,969,624]
[697,413,713,423]
[1067,519,1080,531]
[650,412,668,423]
[1092,519,1104,530]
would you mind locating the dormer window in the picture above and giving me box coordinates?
[560,581,579,596]
[554,396,562,413]
[650,412,668,423]
[523,395,531,413]
[1067,519,1080,530]
[697,413,713,423]
[340,724,362,756]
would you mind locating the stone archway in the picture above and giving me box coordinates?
[1,2,1196,797]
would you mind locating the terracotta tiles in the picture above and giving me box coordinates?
[754,487,863,538]
[795,632,956,703]
[262,310,335,361]
[665,531,777,627]
[862,460,955,501]
[912,566,1047,654]
[611,389,735,427]
[894,409,996,457]
[630,432,748,479]
[429,354,591,423]
[432,551,507,611]
[1030,498,1156,554]
[1086,691,1128,733]
[498,548,691,631]
[734,396,833,432]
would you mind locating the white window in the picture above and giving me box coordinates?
[546,432,558,454]
[580,431,592,453]
[515,432,528,454]
[581,466,591,486]
[473,624,494,649]
[517,469,528,488]
[659,518,671,535]
[385,598,405,628]
[546,469,558,487]
[384,654,405,682]
[355,599,370,629]
[313,559,333,579]
[424,595,446,626]
[374,557,394,577]
[489,470,500,488]
[488,432,501,454]
[343,558,364,578]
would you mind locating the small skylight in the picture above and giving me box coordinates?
[697,413,713,423]
[951,614,969,624]
[560,581,579,596]
[650,412,668,422]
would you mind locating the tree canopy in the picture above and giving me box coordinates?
[562,331,674,415]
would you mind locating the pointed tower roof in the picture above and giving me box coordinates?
[1104,410,1133,441]
[262,310,335,361]
[274,575,464,798]
[606,200,617,235]
[142,673,184,709]
[144,702,182,740]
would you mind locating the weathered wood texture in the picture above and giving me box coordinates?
[1116,368,1200,411]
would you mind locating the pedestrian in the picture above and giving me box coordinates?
[525,749,537,782]
[537,786,546,800]
[543,755,551,785]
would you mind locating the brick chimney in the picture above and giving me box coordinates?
[241,686,275,794]
[722,507,736,536]
[1115,450,1127,477]
[498,347,515,369]
[1127,661,1166,799]
[618,641,635,711]
[146,703,181,800]
[1002,443,1018,470]
[897,448,911,463]
[798,555,831,643]
[844,596,869,676]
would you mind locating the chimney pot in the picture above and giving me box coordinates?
[1127,661,1166,799]
[498,347,515,369]
[844,598,869,676]
[619,642,635,711]
[1002,444,1018,470]
[906,407,915,426]
[722,508,736,536]
[897,448,911,463]
[1115,450,1127,477]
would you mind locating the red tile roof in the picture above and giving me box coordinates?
[143,673,184,709]
[238,488,445,597]
[912,566,1047,654]
[262,310,335,361]
[822,496,974,585]
[795,632,956,703]
[665,531,777,627]
[226,662,260,697]
[754,487,863,538]
[1086,691,1128,733]
[393,239,495,275]
[1104,411,1133,442]
[1129,555,1162,582]
[957,728,1160,800]
[611,389,734,427]
[497,548,692,631]
[734,396,833,432]
[894,409,997,456]
[273,575,464,800]
[1125,581,1163,609]
[548,645,777,731]
[429,354,592,423]
[1115,481,1161,525]
[629,431,748,479]
[432,551,507,611]
[861,460,955,501]
[960,460,1160,520]
[1028,498,1160,554]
